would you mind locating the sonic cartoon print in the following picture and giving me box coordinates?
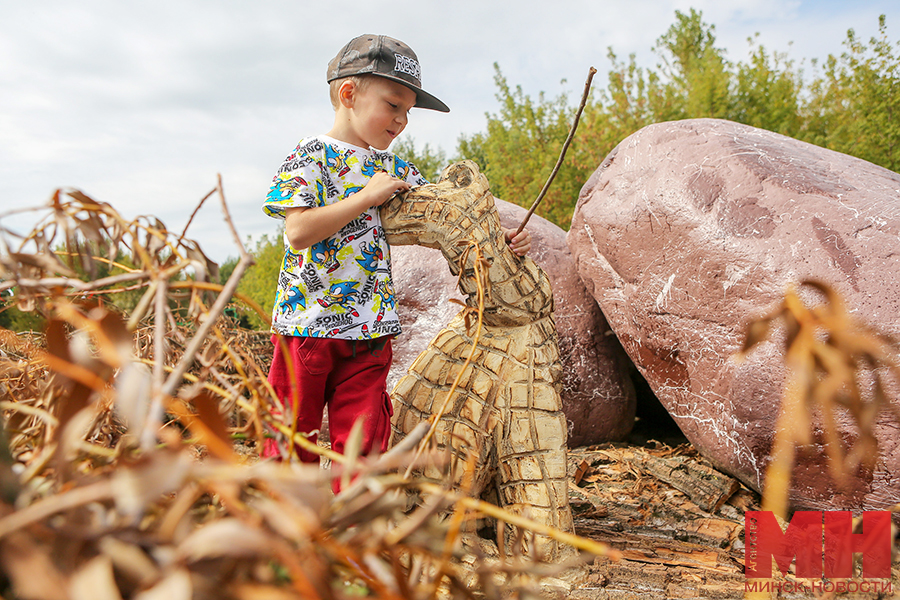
[356,240,387,274]
[361,155,380,178]
[278,286,307,317]
[273,249,308,318]
[342,185,365,199]
[324,143,352,177]
[392,157,411,181]
[373,278,396,322]
[310,237,342,273]
[266,175,309,204]
[298,326,325,338]
[310,222,376,274]
[318,280,361,317]
[327,322,370,338]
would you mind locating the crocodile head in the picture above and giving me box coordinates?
[381,160,553,325]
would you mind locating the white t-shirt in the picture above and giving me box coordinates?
[262,135,428,339]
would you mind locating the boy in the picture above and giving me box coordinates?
[261,34,531,467]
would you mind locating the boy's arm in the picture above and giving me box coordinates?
[284,172,410,250]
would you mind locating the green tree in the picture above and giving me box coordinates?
[451,10,739,230]
[392,137,448,182]
[457,64,584,227]
[802,15,900,171]
[578,49,671,169]
[732,35,803,135]
[447,10,898,235]
[0,290,46,333]
[653,8,732,119]
[601,50,660,131]
[218,255,239,285]
[235,232,283,330]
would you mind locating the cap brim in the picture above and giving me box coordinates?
[373,73,450,113]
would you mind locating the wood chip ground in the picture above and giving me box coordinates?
[564,442,900,599]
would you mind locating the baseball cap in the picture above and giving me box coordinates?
[327,34,450,113]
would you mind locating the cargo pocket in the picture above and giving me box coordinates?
[295,336,330,376]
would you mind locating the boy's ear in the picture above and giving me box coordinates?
[338,80,356,108]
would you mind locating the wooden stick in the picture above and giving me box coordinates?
[514,66,596,236]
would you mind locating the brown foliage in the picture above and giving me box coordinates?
[0,182,607,599]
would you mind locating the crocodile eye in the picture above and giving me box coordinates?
[446,164,474,188]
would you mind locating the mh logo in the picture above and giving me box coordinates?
[745,511,892,579]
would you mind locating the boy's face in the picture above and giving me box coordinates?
[341,76,417,151]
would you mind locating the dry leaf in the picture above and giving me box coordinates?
[111,450,193,523]
[740,280,900,517]
[98,536,161,589]
[176,518,273,562]
[0,175,607,600]
[0,532,68,600]
[113,362,151,433]
[7,251,76,278]
[69,555,123,600]
[132,568,192,600]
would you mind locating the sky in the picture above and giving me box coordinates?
[1,0,895,264]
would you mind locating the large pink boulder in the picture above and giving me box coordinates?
[568,118,900,510]
[390,198,636,445]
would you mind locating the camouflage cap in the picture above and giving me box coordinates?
[327,34,450,113]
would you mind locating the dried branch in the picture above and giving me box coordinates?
[159,177,254,400]
[0,175,606,599]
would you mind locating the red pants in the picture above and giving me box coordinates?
[262,335,394,464]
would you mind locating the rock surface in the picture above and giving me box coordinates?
[567,118,900,510]
[390,199,636,445]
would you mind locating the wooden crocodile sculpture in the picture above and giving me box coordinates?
[381,160,575,560]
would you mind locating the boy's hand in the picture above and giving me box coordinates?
[503,227,532,256]
[362,172,411,208]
